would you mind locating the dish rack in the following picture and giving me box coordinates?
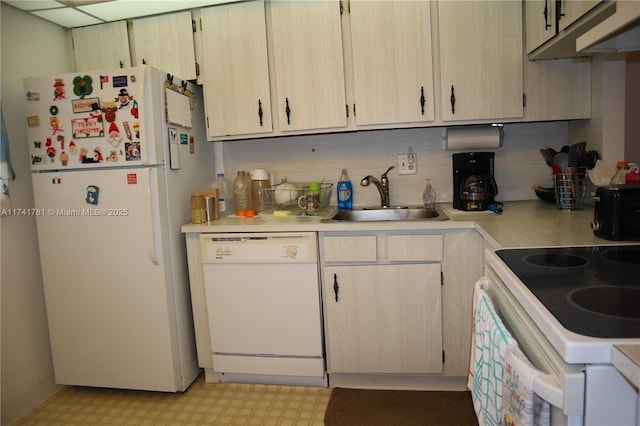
[259,183,333,215]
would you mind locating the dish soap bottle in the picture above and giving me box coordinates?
[337,169,353,211]
[422,178,436,210]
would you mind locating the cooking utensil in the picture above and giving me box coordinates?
[568,142,586,167]
[540,149,554,167]
[554,152,569,171]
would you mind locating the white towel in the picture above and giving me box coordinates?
[501,346,551,426]
[468,279,517,426]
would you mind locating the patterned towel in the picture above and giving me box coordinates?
[501,345,551,426]
[468,279,517,426]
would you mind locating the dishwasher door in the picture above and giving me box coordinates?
[200,232,325,379]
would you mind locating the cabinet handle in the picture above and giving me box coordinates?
[420,86,426,115]
[258,100,264,127]
[450,85,456,115]
[285,97,291,125]
[119,60,124,68]
[333,273,339,302]
[142,58,146,65]
[543,1,551,30]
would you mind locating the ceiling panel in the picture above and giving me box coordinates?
[5,0,236,28]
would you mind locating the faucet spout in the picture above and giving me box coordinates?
[361,165,394,207]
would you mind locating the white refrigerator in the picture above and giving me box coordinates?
[23,66,213,391]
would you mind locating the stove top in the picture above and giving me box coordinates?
[496,245,640,339]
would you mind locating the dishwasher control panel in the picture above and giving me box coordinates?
[200,232,317,263]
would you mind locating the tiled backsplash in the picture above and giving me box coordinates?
[219,122,571,207]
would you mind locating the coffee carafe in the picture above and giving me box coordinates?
[460,173,498,211]
[453,152,499,211]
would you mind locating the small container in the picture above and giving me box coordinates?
[422,178,436,210]
[233,171,252,211]
[553,167,587,210]
[251,169,270,213]
[625,163,640,184]
[190,193,206,224]
[610,161,630,185]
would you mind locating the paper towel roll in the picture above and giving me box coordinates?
[444,126,504,151]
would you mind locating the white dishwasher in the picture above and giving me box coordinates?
[200,232,327,387]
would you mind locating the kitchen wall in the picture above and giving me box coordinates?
[1,4,71,424]
[221,122,569,207]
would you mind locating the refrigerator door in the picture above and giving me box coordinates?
[32,167,192,391]
[24,66,163,171]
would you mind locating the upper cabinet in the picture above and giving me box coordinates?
[200,1,272,139]
[267,1,347,132]
[348,0,434,126]
[524,0,636,60]
[130,12,197,80]
[437,0,524,122]
[72,21,131,71]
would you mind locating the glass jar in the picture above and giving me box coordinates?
[610,161,630,185]
[190,193,206,224]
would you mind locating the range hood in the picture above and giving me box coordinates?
[529,1,640,60]
[577,1,640,53]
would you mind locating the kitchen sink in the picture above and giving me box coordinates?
[326,206,449,222]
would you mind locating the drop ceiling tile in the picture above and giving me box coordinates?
[4,0,64,11]
[32,7,103,28]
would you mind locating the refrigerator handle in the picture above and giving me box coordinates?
[143,168,160,265]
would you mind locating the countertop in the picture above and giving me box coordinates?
[182,200,614,249]
[612,345,640,391]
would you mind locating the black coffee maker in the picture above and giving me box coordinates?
[453,152,498,211]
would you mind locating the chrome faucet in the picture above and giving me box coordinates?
[361,165,394,207]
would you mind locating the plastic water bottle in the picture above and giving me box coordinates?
[211,173,232,215]
[337,169,353,211]
[233,171,252,211]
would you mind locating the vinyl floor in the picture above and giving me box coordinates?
[14,374,331,425]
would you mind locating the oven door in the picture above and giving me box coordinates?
[485,251,585,425]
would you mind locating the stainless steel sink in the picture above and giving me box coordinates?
[325,206,448,222]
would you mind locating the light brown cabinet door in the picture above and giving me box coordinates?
[323,263,443,374]
[438,0,524,121]
[268,0,347,132]
[200,0,272,138]
[72,21,130,71]
[349,0,435,126]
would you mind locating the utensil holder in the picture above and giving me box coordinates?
[553,167,587,210]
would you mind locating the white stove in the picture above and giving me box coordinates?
[485,246,639,426]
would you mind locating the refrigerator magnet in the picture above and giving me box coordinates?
[85,185,99,205]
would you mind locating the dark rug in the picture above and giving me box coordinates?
[324,387,479,426]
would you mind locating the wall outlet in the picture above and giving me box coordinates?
[397,153,417,175]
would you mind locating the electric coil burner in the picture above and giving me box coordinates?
[496,245,640,338]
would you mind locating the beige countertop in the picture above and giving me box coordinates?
[612,345,640,391]
[182,200,617,248]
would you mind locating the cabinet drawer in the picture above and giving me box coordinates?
[322,236,377,262]
[388,234,442,262]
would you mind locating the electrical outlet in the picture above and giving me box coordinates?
[397,153,417,175]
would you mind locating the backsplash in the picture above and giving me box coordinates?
[219,122,571,207]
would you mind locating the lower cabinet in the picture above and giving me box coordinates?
[320,232,444,374]
[320,229,484,379]
[323,263,442,374]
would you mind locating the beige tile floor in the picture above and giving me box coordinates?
[15,374,331,426]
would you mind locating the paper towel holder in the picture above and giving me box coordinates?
[442,124,504,151]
